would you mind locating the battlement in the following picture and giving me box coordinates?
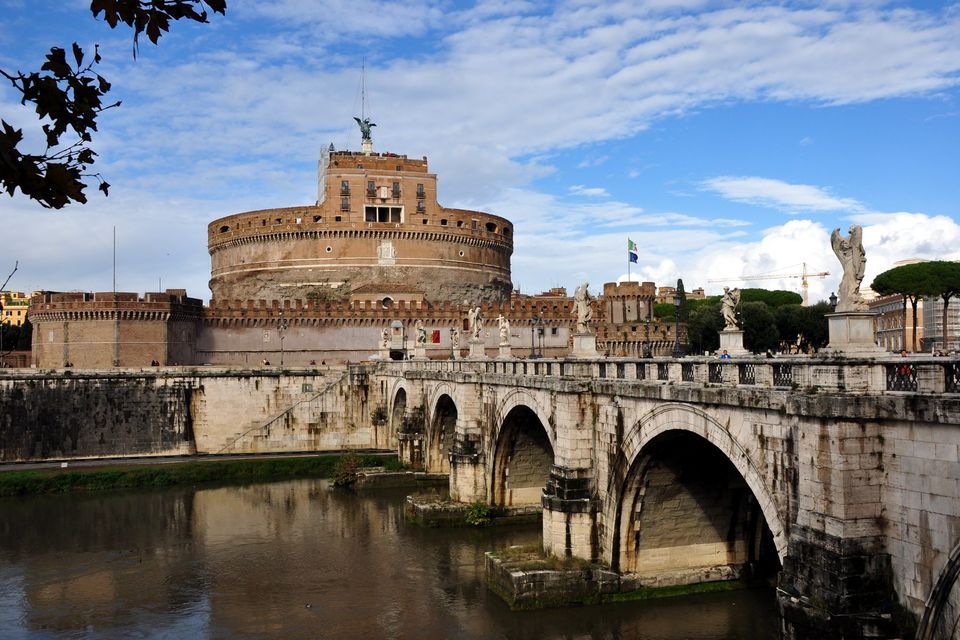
[203,297,576,326]
[29,290,203,321]
[603,281,656,298]
[329,151,429,173]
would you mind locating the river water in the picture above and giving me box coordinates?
[0,480,778,639]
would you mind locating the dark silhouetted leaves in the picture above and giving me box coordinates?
[0,1,226,209]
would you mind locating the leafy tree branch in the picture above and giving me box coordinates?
[0,0,226,210]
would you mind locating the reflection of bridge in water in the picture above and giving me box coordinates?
[375,356,960,639]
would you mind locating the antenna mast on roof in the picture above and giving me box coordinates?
[354,59,376,155]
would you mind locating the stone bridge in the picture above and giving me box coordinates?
[373,356,960,639]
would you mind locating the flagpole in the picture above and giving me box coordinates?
[627,238,630,282]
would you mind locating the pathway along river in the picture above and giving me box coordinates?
[0,479,778,639]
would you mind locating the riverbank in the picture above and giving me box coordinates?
[0,453,401,497]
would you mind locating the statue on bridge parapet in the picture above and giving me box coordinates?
[450,327,461,359]
[831,225,867,312]
[467,306,487,358]
[572,282,600,357]
[826,224,881,355]
[719,287,748,355]
[497,314,510,345]
[574,282,593,335]
[468,306,484,340]
[721,287,741,330]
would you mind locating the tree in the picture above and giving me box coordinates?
[741,301,779,353]
[1,0,226,209]
[775,302,831,352]
[872,262,960,351]
[676,278,688,322]
[741,288,803,308]
[686,301,723,354]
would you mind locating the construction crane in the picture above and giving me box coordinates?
[707,262,829,306]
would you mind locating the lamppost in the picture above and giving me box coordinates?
[829,292,838,310]
[643,306,652,358]
[672,293,684,358]
[278,311,288,367]
[530,315,541,358]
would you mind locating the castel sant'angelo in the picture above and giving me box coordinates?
[28,123,679,367]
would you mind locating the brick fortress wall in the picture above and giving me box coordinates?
[29,290,203,368]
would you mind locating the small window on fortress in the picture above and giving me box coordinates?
[395,165,402,171]
[416,183,425,197]
[456,220,464,228]
[367,180,375,197]
[472,219,479,230]
[313,215,322,223]
[458,250,465,257]
[503,226,512,237]
[262,219,266,226]
[275,218,283,224]
[295,217,302,224]
[440,219,448,226]
[341,180,350,194]
[219,225,230,233]
[422,219,428,225]
[552,327,559,336]
[335,216,342,222]
[326,246,333,252]
[485,222,497,233]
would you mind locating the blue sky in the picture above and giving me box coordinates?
[1,0,959,302]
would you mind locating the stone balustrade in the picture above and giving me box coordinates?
[379,355,960,395]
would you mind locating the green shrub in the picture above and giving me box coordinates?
[464,501,492,526]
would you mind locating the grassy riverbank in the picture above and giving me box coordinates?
[0,454,402,497]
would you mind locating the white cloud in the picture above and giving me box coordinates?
[701,176,866,213]
[569,185,610,197]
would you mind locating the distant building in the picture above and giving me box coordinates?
[1,291,31,327]
[869,294,923,352]
[655,286,705,304]
[921,296,960,352]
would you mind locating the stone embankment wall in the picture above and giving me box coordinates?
[0,367,379,462]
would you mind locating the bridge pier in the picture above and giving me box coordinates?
[542,465,599,560]
[449,428,487,502]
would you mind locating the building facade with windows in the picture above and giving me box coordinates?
[869,294,924,352]
[921,296,960,352]
[0,291,30,327]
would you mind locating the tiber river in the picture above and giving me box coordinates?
[0,479,778,639]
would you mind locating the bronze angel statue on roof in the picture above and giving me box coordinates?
[354,117,376,142]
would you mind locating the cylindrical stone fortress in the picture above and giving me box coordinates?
[208,151,513,303]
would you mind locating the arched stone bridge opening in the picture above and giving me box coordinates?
[491,405,553,508]
[612,431,781,585]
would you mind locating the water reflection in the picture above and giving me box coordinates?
[0,480,778,639]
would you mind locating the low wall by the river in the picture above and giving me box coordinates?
[0,367,381,461]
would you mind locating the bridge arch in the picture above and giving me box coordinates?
[490,390,555,508]
[609,403,787,579]
[388,382,410,447]
[916,539,960,640]
[425,384,458,474]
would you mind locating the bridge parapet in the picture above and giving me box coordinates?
[375,356,960,396]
